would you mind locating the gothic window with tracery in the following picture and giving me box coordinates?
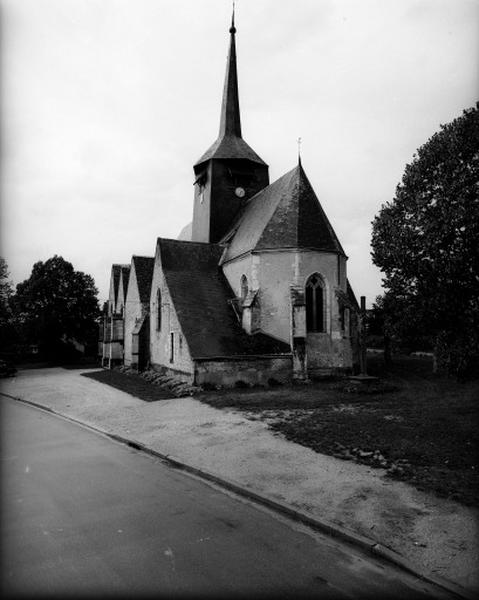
[306,274,325,332]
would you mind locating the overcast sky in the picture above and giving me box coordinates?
[1,0,478,306]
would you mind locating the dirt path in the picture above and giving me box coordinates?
[1,367,478,592]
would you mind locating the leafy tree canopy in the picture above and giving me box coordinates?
[371,105,479,376]
[0,258,13,306]
[0,258,15,333]
[13,256,100,354]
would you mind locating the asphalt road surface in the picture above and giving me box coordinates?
[1,397,451,599]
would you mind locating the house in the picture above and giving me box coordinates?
[100,263,130,368]
[123,256,154,370]
[100,12,360,386]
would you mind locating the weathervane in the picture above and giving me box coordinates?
[297,137,302,164]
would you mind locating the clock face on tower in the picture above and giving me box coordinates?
[235,187,245,198]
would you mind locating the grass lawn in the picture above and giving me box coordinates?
[82,357,478,506]
[82,369,176,401]
[197,355,479,507]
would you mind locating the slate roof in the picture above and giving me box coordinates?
[120,266,130,300]
[221,163,346,262]
[111,264,129,304]
[347,279,360,311]
[158,238,291,359]
[219,14,241,139]
[132,256,154,304]
[194,16,266,167]
[195,135,267,167]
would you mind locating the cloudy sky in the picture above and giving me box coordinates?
[1,0,478,305]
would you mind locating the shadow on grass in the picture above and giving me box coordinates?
[79,357,478,505]
[81,369,175,402]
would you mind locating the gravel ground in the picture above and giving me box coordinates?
[1,367,478,592]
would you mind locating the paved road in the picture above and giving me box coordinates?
[1,397,450,598]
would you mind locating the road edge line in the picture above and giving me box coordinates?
[1,391,473,600]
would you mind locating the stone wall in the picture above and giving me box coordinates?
[222,248,355,372]
[222,253,252,299]
[306,332,352,374]
[149,245,195,376]
[194,355,292,388]
[124,265,139,366]
[150,363,193,384]
[192,159,269,244]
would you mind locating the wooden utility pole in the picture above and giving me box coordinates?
[359,296,367,376]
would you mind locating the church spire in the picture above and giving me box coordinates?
[194,8,267,166]
[191,6,269,244]
[219,6,242,138]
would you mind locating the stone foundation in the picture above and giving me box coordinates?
[150,362,193,384]
[306,332,352,373]
[194,355,292,388]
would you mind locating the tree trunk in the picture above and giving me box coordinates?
[383,333,392,366]
[432,334,440,374]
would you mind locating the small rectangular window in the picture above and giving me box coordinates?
[170,332,174,363]
[157,289,162,330]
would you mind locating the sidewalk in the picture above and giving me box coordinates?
[2,367,478,594]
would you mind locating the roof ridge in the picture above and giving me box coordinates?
[244,165,298,206]
[159,239,290,358]
[222,162,346,260]
[293,165,302,242]
[295,165,346,256]
[157,236,221,248]
[194,135,267,167]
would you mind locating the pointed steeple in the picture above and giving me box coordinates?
[192,8,269,244]
[194,10,266,167]
[219,6,241,138]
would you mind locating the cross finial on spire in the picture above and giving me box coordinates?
[297,137,302,165]
[230,2,236,34]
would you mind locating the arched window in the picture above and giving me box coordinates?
[156,288,162,330]
[240,275,249,303]
[306,274,325,332]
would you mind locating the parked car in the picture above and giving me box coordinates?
[0,359,17,378]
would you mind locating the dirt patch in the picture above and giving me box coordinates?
[198,355,479,507]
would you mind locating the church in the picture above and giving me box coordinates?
[100,13,360,387]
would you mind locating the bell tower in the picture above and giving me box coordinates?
[192,10,269,243]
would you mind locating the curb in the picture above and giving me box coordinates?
[1,391,474,600]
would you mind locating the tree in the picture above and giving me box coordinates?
[12,256,100,358]
[0,258,13,317]
[0,258,16,349]
[371,105,479,377]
